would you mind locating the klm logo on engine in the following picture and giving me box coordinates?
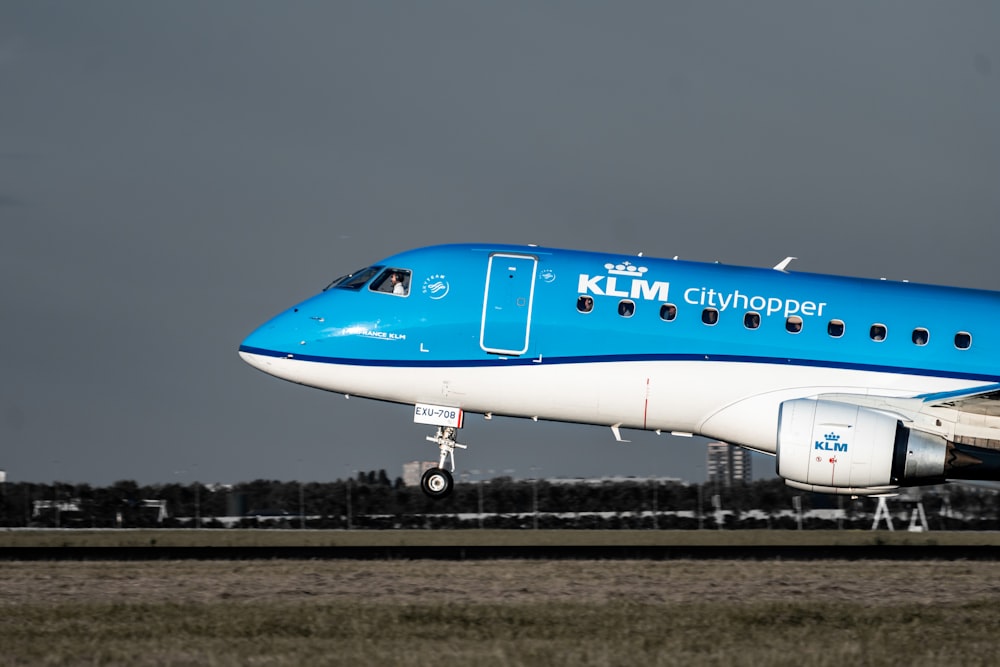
[815,432,848,453]
[578,261,670,301]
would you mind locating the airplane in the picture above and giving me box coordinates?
[239,243,1000,499]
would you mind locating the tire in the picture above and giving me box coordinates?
[420,467,454,499]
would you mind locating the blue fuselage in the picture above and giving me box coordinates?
[240,243,1000,385]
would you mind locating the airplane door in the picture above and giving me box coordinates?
[480,253,538,355]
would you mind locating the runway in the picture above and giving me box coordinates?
[2,529,999,560]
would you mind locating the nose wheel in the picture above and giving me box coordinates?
[420,426,466,499]
[420,467,454,499]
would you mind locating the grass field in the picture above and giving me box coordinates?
[2,558,1000,665]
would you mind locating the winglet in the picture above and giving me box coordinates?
[773,256,797,273]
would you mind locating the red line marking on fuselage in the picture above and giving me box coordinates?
[643,377,650,429]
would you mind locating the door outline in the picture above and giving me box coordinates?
[479,253,538,355]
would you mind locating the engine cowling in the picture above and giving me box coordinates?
[776,399,947,495]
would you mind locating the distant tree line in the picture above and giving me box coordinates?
[1,473,997,529]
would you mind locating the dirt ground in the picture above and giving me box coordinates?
[3,559,998,607]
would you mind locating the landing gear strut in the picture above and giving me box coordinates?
[420,426,467,499]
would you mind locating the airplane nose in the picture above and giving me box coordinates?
[238,302,322,379]
[238,324,280,374]
[238,346,271,372]
[238,315,292,368]
[238,318,307,384]
[239,305,305,356]
[238,289,341,381]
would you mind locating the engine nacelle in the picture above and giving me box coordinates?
[776,399,947,495]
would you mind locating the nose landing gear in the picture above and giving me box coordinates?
[419,426,467,499]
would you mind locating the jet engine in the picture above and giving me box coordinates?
[776,399,947,495]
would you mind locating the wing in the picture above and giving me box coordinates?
[814,384,1000,432]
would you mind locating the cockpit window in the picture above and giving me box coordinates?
[325,266,383,291]
[370,268,411,296]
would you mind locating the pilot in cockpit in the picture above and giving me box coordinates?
[368,267,411,296]
[389,272,406,295]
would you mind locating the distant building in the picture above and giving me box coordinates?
[706,441,752,487]
[32,499,82,516]
[402,461,439,487]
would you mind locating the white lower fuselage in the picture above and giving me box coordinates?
[238,351,980,453]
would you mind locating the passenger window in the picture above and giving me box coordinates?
[828,320,845,338]
[785,316,803,333]
[660,304,677,321]
[870,324,887,342]
[743,312,760,329]
[577,296,594,313]
[370,268,411,296]
[618,300,635,318]
[955,332,972,350]
[912,328,929,346]
[702,308,719,325]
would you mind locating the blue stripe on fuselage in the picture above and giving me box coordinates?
[237,344,1000,383]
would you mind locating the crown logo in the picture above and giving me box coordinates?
[604,261,649,277]
[824,433,840,441]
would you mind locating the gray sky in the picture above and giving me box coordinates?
[2,2,998,486]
